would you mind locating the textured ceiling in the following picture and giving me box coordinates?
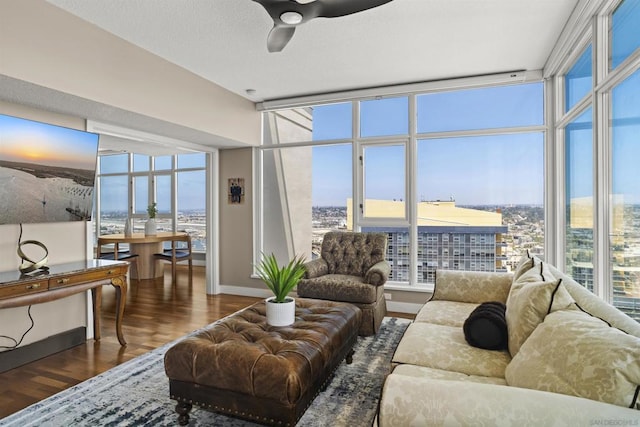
[45,0,580,103]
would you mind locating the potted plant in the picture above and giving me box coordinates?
[145,202,158,236]
[255,253,306,326]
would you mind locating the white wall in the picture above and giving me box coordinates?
[219,148,258,290]
[0,101,89,351]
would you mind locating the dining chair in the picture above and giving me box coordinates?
[153,234,193,283]
[97,242,139,281]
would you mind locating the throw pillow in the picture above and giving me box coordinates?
[463,301,508,350]
[512,250,538,281]
[506,263,576,356]
[506,309,640,409]
[513,257,555,284]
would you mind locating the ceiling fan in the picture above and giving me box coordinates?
[252,0,395,52]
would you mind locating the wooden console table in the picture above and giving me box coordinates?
[0,260,129,346]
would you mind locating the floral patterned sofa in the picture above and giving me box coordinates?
[376,253,640,426]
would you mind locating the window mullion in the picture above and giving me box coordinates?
[545,77,560,267]
[594,89,611,303]
[408,94,418,287]
[594,12,611,303]
[353,101,361,231]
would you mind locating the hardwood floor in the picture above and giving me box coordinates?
[0,266,412,419]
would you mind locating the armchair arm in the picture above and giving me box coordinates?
[303,258,329,279]
[364,260,390,286]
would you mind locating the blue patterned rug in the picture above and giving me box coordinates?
[0,317,410,427]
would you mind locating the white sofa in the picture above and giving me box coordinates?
[376,254,640,426]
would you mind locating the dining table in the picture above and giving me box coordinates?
[97,231,190,280]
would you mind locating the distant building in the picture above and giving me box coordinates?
[347,199,508,283]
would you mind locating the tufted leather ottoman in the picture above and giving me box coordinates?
[164,298,361,426]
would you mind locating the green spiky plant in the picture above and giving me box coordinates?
[147,202,158,219]
[256,253,306,303]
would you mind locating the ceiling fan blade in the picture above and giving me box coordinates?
[253,0,391,52]
[317,0,395,18]
[267,25,296,52]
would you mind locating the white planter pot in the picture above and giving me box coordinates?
[265,296,296,326]
[145,219,157,236]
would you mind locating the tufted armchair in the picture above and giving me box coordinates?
[296,231,391,336]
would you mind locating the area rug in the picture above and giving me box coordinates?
[0,317,410,427]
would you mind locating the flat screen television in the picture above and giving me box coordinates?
[0,113,100,225]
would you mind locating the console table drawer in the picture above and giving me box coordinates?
[0,280,48,300]
[49,266,127,289]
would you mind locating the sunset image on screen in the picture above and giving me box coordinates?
[0,114,99,225]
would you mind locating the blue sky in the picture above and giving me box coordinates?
[99,153,206,211]
[309,71,640,207]
[311,83,545,206]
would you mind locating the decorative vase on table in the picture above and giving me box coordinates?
[144,219,157,236]
[255,253,307,327]
[145,202,158,237]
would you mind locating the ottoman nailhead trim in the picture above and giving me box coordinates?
[172,352,350,426]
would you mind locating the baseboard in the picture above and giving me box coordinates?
[387,301,422,314]
[218,284,272,299]
[0,327,86,373]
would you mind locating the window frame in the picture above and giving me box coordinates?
[549,0,640,319]
[258,79,547,290]
[95,152,207,252]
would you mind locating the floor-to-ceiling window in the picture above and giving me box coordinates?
[258,0,639,322]
[609,0,640,322]
[260,80,545,288]
[553,0,640,320]
[96,152,207,252]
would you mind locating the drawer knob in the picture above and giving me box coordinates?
[107,270,115,275]
[26,283,41,290]
[57,278,70,285]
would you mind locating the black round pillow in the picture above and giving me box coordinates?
[463,301,508,350]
